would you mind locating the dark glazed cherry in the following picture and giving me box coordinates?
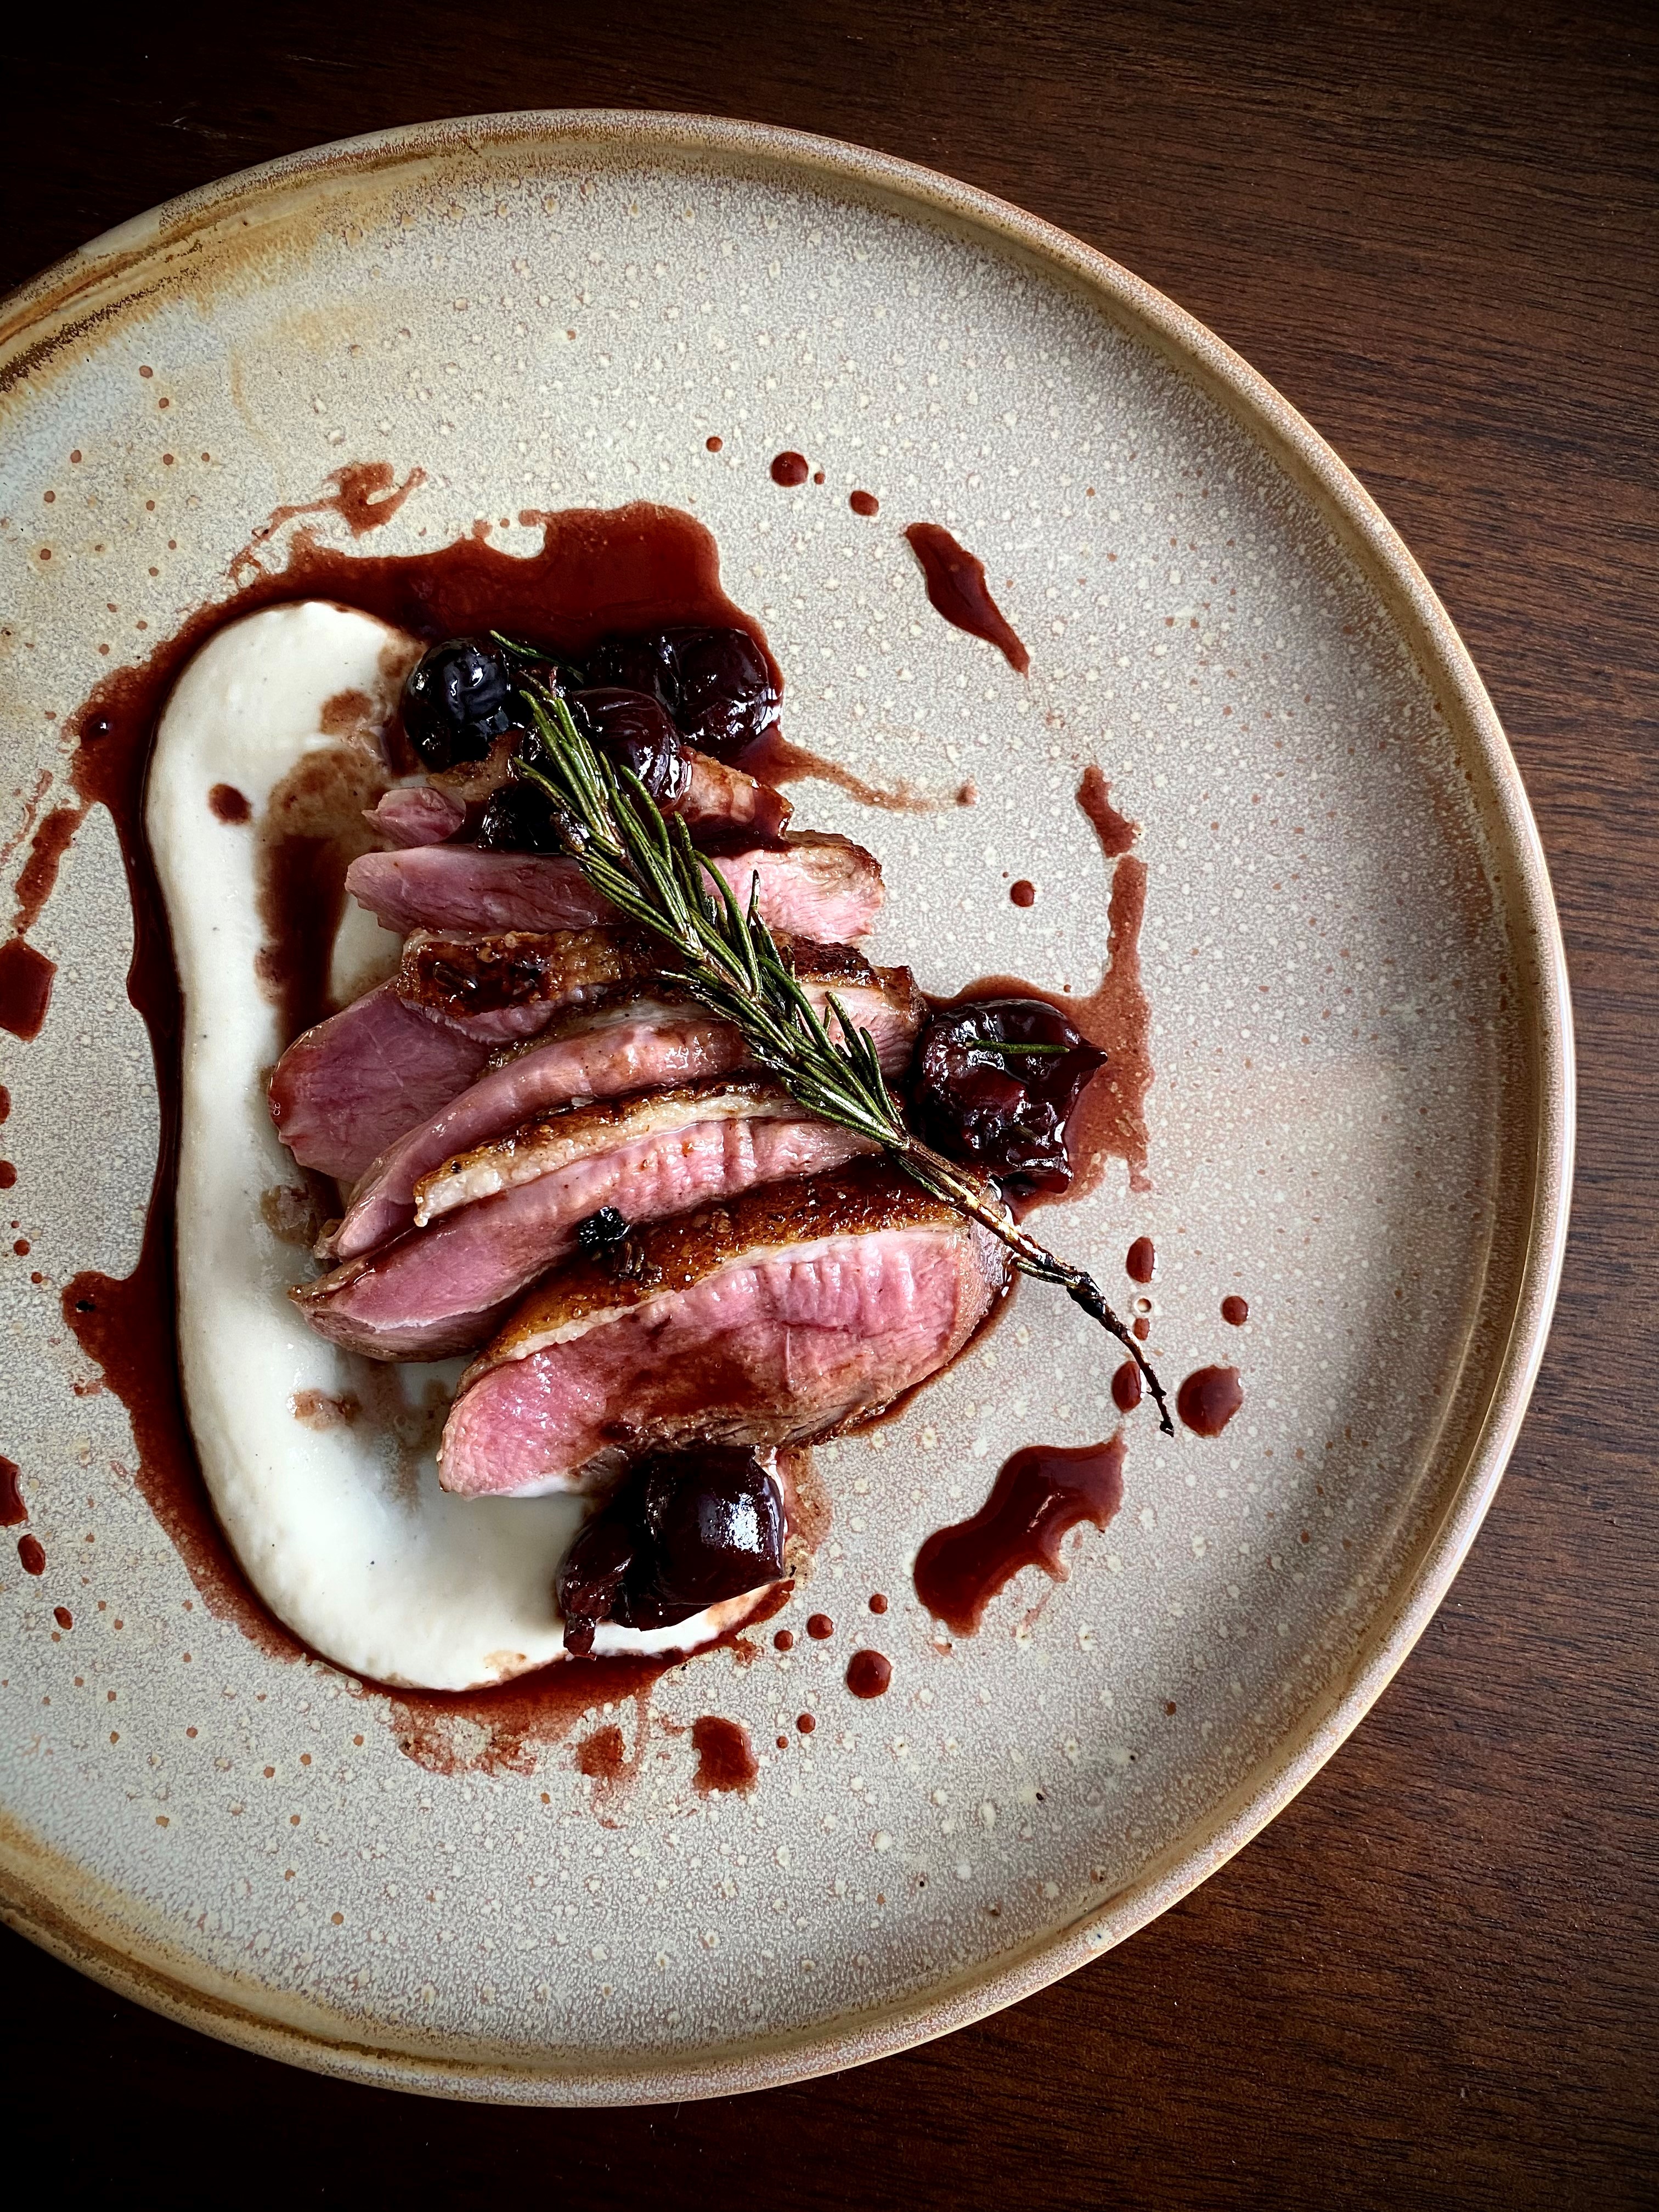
[556,1447,787,1656]
[667,628,781,760]
[585,627,781,763]
[572,686,691,805]
[400,636,522,771]
[914,997,1106,1193]
[473,777,567,854]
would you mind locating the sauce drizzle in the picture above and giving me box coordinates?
[903,522,1030,675]
[913,1434,1126,1636]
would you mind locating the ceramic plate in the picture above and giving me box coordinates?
[0,113,1571,2101]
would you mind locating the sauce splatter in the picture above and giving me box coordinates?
[53,1605,72,1630]
[0,1457,24,1525]
[773,1628,794,1651]
[1111,1359,1143,1413]
[691,1715,758,1794]
[18,1534,46,1576]
[1222,1295,1249,1325]
[868,1592,888,1615]
[846,1650,892,1698]
[903,522,1029,675]
[913,1435,1126,1637]
[208,784,251,825]
[1009,879,1037,907]
[770,451,810,488]
[575,1724,627,1781]
[1177,1365,1244,1436]
[806,1612,834,1640]
[849,490,879,516]
[1126,1236,1155,1284]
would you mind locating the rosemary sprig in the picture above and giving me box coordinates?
[507,676,1172,1434]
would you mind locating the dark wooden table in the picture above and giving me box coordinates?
[4,5,1654,2202]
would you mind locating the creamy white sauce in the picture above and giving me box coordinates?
[149,602,742,1688]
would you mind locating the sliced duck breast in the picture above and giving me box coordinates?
[291,1077,875,1360]
[364,785,469,848]
[323,950,923,1262]
[343,828,883,940]
[438,1160,1011,1498]
[265,983,491,1183]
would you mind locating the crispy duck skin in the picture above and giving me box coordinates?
[437,1160,1012,1498]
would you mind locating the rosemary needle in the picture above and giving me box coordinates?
[507,674,1172,1435]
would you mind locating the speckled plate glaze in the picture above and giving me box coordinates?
[0,114,1571,2102]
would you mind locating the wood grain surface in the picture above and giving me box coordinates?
[2,4,1654,2203]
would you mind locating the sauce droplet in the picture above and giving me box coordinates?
[208,782,251,825]
[868,1592,888,1615]
[1009,878,1036,907]
[849,489,879,516]
[806,1612,834,1640]
[1177,1365,1244,1437]
[902,522,1030,675]
[846,1650,892,1698]
[1132,1316,1151,1341]
[18,1534,46,1576]
[772,1628,794,1651]
[0,1163,15,1190]
[796,1712,816,1733]
[1221,1295,1249,1325]
[1126,1236,1155,1284]
[690,1715,758,1794]
[0,939,57,1042]
[770,450,810,487]
[1111,1360,1143,1413]
[0,1457,25,1526]
[53,1605,72,1629]
[705,435,723,453]
[913,1437,1126,1637]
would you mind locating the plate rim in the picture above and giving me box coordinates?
[0,106,1576,2104]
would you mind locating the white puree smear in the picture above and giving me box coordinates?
[149,602,741,1689]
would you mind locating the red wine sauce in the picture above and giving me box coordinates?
[0,1457,25,1526]
[740,729,943,813]
[1111,1360,1143,1413]
[18,1534,46,1576]
[913,1435,1126,1637]
[770,451,810,487]
[1222,1295,1249,1325]
[1009,879,1036,907]
[849,490,879,516]
[691,1715,758,1793]
[1126,1235,1155,1283]
[1177,1365,1244,1436]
